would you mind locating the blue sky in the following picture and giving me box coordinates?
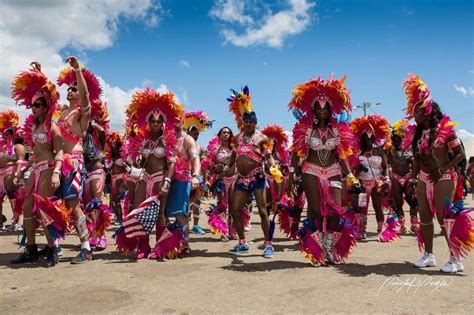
[2,0,473,145]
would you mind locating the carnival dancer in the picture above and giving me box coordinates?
[105,132,127,224]
[204,126,236,241]
[10,62,65,267]
[350,115,391,239]
[183,111,212,235]
[261,124,290,213]
[0,110,26,230]
[116,88,181,260]
[226,86,279,258]
[82,99,111,250]
[402,74,471,273]
[56,56,99,264]
[163,113,202,255]
[387,119,419,234]
[288,75,359,265]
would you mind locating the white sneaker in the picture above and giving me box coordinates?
[414,252,437,268]
[440,256,464,273]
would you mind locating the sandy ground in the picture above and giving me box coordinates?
[0,197,473,315]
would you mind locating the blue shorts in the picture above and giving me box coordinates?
[165,179,191,217]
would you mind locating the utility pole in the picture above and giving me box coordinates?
[355,102,381,116]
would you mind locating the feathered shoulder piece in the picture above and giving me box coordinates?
[228,86,252,131]
[184,111,213,132]
[289,74,352,121]
[350,115,391,149]
[403,73,432,119]
[57,65,102,102]
[433,115,458,149]
[261,124,290,165]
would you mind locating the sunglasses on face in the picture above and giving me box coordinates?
[221,131,230,134]
[68,86,78,93]
[32,102,45,109]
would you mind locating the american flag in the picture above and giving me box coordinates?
[122,196,160,239]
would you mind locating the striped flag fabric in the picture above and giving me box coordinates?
[122,196,160,239]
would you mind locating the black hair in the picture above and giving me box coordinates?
[217,126,235,144]
[412,101,443,153]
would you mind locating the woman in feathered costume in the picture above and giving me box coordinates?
[82,99,111,251]
[105,131,127,224]
[226,86,279,258]
[402,74,470,274]
[117,88,181,260]
[10,62,64,267]
[288,75,359,265]
[350,115,391,239]
[203,126,236,241]
[55,56,99,264]
[387,119,419,234]
[0,110,26,229]
[261,124,290,211]
[183,111,212,236]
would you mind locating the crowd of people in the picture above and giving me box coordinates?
[0,57,473,274]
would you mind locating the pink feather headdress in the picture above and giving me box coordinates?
[57,65,102,102]
[289,74,352,120]
[403,73,432,119]
[261,124,290,165]
[350,114,391,147]
[11,63,60,146]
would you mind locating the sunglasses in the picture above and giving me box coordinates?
[32,102,45,109]
[68,86,78,93]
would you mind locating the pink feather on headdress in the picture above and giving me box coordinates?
[11,64,60,109]
[57,66,102,102]
[403,73,432,119]
[289,74,352,121]
[0,110,20,133]
[261,124,290,166]
[350,114,391,149]
[12,64,60,145]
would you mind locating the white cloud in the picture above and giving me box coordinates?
[210,0,315,48]
[179,60,191,68]
[210,0,253,24]
[454,84,474,97]
[459,129,474,158]
[0,0,162,131]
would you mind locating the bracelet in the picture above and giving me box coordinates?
[289,167,295,173]
[223,165,230,172]
[409,178,417,184]
[53,169,61,175]
[55,156,63,162]
[164,177,171,183]
[384,176,390,183]
[192,172,199,178]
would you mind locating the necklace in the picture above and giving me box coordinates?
[243,132,255,144]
